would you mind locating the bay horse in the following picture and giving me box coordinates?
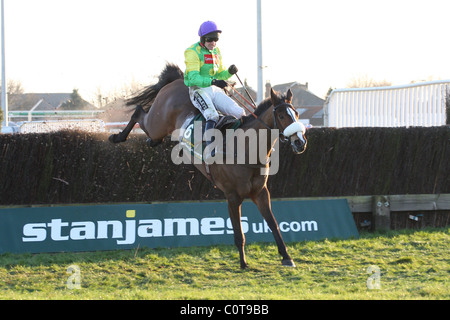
[109,63,308,268]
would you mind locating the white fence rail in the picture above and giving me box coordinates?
[324,80,449,127]
[18,119,105,133]
[8,110,104,122]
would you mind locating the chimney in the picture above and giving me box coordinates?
[265,81,271,98]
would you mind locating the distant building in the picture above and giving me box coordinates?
[8,93,95,122]
[10,93,74,110]
[266,82,324,126]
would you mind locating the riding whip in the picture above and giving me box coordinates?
[235,73,258,109]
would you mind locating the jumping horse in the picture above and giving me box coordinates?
[109,64,308,268]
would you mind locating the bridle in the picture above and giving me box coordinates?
[227,84,305,143]
[272,102,305,143]
[272,102,297,128]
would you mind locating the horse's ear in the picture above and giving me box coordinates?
[270,88,278,104]
[286,89,293,103]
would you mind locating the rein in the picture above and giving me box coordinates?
[227,85,292,131]
[225,79,298,143]
[226,86,259,118]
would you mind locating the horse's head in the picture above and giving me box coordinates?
[270,88,307,154]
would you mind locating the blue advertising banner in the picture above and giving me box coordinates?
[0,199,358,254]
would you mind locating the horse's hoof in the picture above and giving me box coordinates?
[240,262,249,269]
[108,134,118,143]
[282,259,296,267]
[146,138,162,148]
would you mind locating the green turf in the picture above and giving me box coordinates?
[0,228,448,300]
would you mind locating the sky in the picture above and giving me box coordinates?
[3,0,450,105]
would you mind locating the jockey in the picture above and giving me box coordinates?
[184,20,245,152]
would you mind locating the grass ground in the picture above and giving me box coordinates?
[0,228,448,300]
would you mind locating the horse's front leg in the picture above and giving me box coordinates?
[252,186,295,267]
[226,193,247,269]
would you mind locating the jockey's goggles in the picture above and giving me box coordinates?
[205,37,219,43]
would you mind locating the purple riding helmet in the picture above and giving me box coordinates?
[198,21,222,37]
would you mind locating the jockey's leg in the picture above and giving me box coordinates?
[211,86,246,119]
[189,87,220,158]
[189,86,220,125]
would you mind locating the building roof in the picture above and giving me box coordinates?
[8,93,94,111]
[266,81,324,124]
[270,82,325,108]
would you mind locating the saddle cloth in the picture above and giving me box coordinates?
[179,113,241,162]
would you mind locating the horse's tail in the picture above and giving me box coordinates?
[126,63,184,111]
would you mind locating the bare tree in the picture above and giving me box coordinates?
[347,75,392,88]
[5,79,24,95]
[1,79,33,112]
[1,80,25,128]
[95,79,144,109]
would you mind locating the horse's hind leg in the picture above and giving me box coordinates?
[252,187,295,267]
[109,105,145,143]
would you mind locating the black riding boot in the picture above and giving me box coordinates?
[204,120,217,159]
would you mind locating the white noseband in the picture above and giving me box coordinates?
[283,121,306,138]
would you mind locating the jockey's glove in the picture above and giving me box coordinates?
[212,79,228,89]
[228,65,238,75]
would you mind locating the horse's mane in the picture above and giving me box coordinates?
[126,63,184,110]
[240,91,286,126]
